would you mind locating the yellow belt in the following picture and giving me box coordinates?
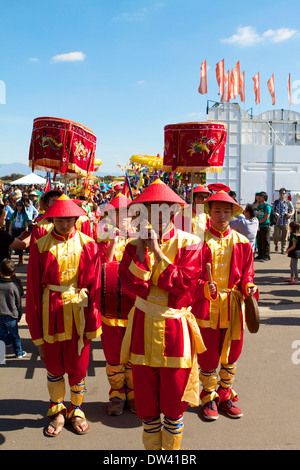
[43,284,89,356]
[218,287,245,363]
[120,296,206,407]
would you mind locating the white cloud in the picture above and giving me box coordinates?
[222,26,299,46]
[50,51,86,63]
[28,57,38,62]
[263,28,298,42]
[136,80,145,85]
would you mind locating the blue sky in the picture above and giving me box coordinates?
[1,0,300,175]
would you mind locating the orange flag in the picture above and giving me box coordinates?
[216,59,225,95]
[252,73,260,105]
[288,73,294,106]
[267,74,275,105]
[221,70,230,102]
[230,61,240,99]
[198,59,207,94]
[240,71,245,103]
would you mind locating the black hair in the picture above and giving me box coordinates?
[244,204,256,218]
[0,258,15,277]
[259,191,268,202]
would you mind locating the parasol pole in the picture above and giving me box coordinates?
[64,175,68,195]
[189,172,194,233]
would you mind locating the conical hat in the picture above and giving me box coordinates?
[41,194,87,218]
[204,191,243,217]
[207,183,230,193]
[192,185,211,194]
[129,179,186,206]
[105,193,132,210]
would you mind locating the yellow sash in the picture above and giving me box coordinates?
[218,286,245,364]
[43,284,89,356]
[120,296,206,407]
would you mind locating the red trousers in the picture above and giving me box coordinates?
[197,327,244,371]
[42,336,91,387]
[101,322,125,364]
[132,364,191,421]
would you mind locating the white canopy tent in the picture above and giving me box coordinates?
[10,173,47,185]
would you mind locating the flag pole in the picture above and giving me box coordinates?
[125,171,134,200]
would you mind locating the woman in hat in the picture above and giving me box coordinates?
[97,193,137,416]
[118,179,211,450]
[192,191,258,421]
[26,195,102,436]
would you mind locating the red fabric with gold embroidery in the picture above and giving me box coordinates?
[29,116,97,177]
[163,121,227,172]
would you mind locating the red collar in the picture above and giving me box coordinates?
[210,225,232,238]
[52,227,77,241]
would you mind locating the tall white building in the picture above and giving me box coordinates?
[206,102,300,206]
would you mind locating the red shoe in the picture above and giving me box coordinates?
[219,399,243,418]
[202,400,218,420]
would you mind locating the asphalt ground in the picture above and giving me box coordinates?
[1,241,300,454]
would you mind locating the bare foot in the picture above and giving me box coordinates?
[71,416,90,434]
[45,412,65,437]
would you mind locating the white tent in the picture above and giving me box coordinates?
[10,173,47,185]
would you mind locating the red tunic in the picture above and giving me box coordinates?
[26,227,101,351]
[119,226,205,369]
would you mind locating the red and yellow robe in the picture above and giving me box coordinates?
[119,226,206,406]
[26,227,102,354]
[192,226,257,403]
[97,233,136,401]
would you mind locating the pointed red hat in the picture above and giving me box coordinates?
[114,184,123,190]
[204,191,243,217]
[207,183,230,193]
[193,185,211,194]
[104,193,132,210]
[129,179,187,206]
[42,194,87,219]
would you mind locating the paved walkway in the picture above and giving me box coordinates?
[1,246,300,451]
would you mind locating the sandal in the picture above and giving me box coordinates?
[71,416,90,435]
[44,414,65,437]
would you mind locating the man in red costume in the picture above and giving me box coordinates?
[30,189,92,245]
[119,179,211,450]
[174,184,212,236]
[26,194,102,436]
[193,190,258,420]
[97,193,136,416]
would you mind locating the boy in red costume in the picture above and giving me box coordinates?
[119,179,210,450]
[97,193,136,416]
[193,191,258,420]
[26,195,102,436]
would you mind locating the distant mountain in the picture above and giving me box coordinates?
[0,162,44,177]
[0,162,121,178]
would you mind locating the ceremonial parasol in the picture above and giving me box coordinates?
[130,154,163,170]
[163,121,227,231]
[29,116,98,193]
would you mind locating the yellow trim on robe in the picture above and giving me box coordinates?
[129,259,152,280]
[36,230,102,354]
[101,316,128,327]
[121,296,206,406]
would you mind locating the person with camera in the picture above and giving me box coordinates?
[273,188,294,254]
